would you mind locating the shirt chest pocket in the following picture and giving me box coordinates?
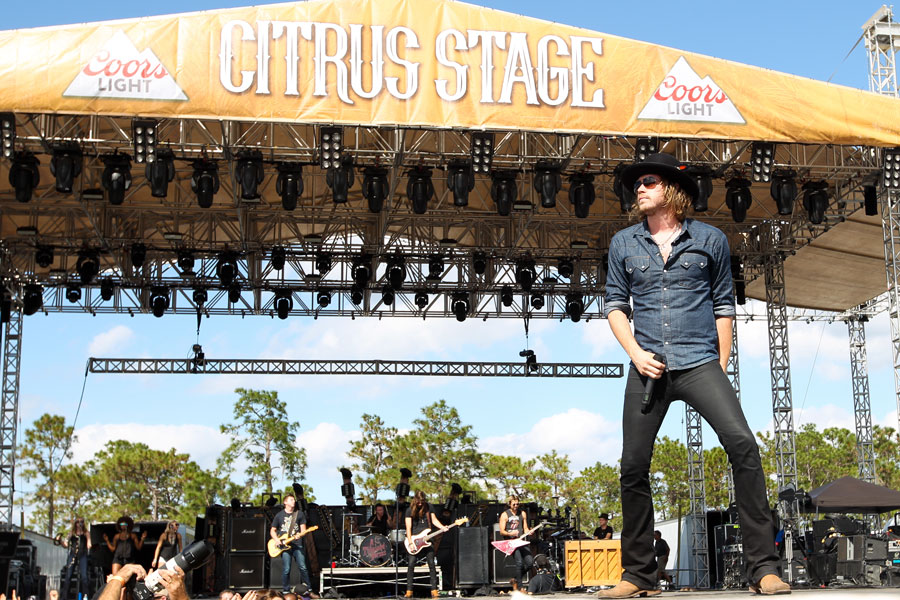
[676,252,709,288]
[625,255,652,293]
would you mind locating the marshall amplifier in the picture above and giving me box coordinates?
[230,515,268,553]
[228,553,267,590]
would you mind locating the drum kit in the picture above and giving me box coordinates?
[340,512,406,568]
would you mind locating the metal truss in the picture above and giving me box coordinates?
[87,357,622,378]
[847,316,876,483]
[880,188,900,438]
[685,404,709,589]
[726,319,741,506]
[864,6,900,97]
[0,311,22,527]
[734,294,891,323]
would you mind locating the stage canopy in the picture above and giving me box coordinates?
[806,476,900,514]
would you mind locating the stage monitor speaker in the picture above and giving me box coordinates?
[0,533,19,558]
[838,535,888,562]
[457,527,489,587]
[491,525,528,586]
[230,515,268,553]
[228,553,267,590]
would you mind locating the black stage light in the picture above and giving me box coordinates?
[362,166,388,213]
[65,285,81,304]
[883,147,900,190]
[317,290,331,308]
[864,185,878,216]
[1,112,15,159]
[276,162,303,211]
[132,119,158,165]
[191,159,220,208]
[101,154,132,205]
[565,293,584,322]
[613,163,635,213]
[568,172,595,218]
[750,142,775,183]
[490,170,517,216]
[100,278,114,302]
[688,166,713,212]
[447,160,474,207]
[387,254,406,289]
[414,290,429,309]
[50,144,82,194]
[0,296,8,324]
[731,256,746,305]
[236,150,264,200]
[770,171,798,216]
[427,254,444,280]
[227,282,241,304]
[472,251,487,275]
[451,291,469,322]
[274,289,293,320]
[9,152,40,203]
[319,127,343,170]
[352,255,372,287]
[326,154,354,203]
[35,246,53,269]
[350,285,364,305]
[407,167,435,214]
[381,285,395,306]
[270,246,286,271]
[725,177,752,223]
[557,258,574,279]
[146,149,175,198]
[471,132,494,174]
[177,250,195,274]
[149,286,170,317]
[634,137,658,161]
[533,161,562,208]
[803,181,829,225]
[130,243,147,269]
[500,285,513,307]
[76,250,100,284]
[315,253,332,274]
[264,495,278,508]
[530,292,545,310]
[217,251,239,286]
[515,257,537,292]
[23,284,43,316]
[193,288,208,307]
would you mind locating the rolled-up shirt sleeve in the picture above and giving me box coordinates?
[602,234,632,319]
[710,230,736,318]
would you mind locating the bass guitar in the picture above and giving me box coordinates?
[404,517,468,555]
[267,526,319,558]
[491,521,548,556]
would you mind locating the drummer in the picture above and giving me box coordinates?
[366,503,394,536]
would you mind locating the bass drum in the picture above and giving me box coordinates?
[359,534,392,567]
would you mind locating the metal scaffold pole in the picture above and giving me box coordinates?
[0,310,23,528]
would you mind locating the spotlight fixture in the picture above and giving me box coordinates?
[270,246,286,271]
[407,167,435,214]
[725,177,752,223]
[386,254,406,289]
[362,166,388,213]
[23,284,43,316]
[613,163,635,213]
[276,162,303,211]
[472,251,487,275]
[76,250,100,285]
[9,152,40,203]
[414,290,429,309]
[101,153,132,205]
[470,132,494,174]
[491,170,518,216]
[451,291,470,322]
[177,250,195,274]
[447,160,474,207]
[50,144,83,194]
[319,126,343,169]
[803,181,829,225]
[65,285,81,304]
[533,161,562,208]
[557,258,574,279]
[864,185,878,216]
[146,149,175,198]
[326,154,355,203]
[315,253,332,274]
[750,142,775,183]
[352,255,372,287]
[565,293,584,322]
[227,283,241,304]
[530,292,545,310]
[1,112,15,159]
[149,286,170,318]
[515,257,537,292]
[236,150,264,200]
[568,172,595,218]
[273,289,293,319]
[130,243,147,269]
[350,285,364,305]
[217,251,239,286]
[35,246,54,269]
[191,159,220,208]
[770,170,798,216]
[381,285,395,306]
[100,278,114,301]
[193,288,208,307]
[427,254,444,280]
[317,290,331,308]
[883,147,900,189]
[132,119,158,164]
[634,137,658,161]
[731,256,746,305]
[500,285,513,307]
[688,166,713,212]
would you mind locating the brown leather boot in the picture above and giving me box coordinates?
[430,590,440,599]
[749,574,791,595]
[596,581,660,599]
[404,591,414,598]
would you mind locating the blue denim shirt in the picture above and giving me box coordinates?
[602,218,735,370]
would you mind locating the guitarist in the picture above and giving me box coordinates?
[270,493,317,598]
[404,491,448,599]
[498,496,534,591]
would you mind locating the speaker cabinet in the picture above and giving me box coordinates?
[230,516,268,553]
[457,527,489,587]
[228,553,268,590]
[491,524,528,586]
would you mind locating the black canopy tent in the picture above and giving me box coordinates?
[804,476,900,514]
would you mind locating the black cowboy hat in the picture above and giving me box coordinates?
[620,152,699,202]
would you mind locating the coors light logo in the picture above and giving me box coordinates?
[637,56,744,124]
[64,31,187,101]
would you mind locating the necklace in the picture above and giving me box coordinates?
[652,224,681,248]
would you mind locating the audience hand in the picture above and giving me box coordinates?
[156,567,188,600]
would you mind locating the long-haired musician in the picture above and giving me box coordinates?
[498,495,534,591]
[404,491,447,598]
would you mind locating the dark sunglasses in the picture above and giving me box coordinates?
[633,175,663,193]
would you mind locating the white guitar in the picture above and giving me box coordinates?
[491,521,548,556]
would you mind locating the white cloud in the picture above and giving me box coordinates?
[296,422,361,502]
[87,325,135,356]
[71,423,227,470]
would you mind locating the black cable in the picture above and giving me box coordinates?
[52,360,91,475]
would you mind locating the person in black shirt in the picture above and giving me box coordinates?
[366,503,394,536]
[60,517,91,600]
[404,491,447,598]
[498,495,534,591]
[593,513,614,540]
[270,494,316,597]
[526,554,561,595]
[653,531,672,587]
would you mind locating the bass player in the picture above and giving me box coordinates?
[270,493,318,598]
[404,490,448,598]
[498,495,534,591]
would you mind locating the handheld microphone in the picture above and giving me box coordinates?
[133,540,214,600]
[640,354,666,415]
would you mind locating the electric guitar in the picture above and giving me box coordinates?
[404,517,468,555]
[267,526,319,558]
[491,521,549,556]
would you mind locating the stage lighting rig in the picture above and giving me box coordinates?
[177,250,195,275]
[491,169,517,216]
[613,163,635,213]
[23,284,43,316]
[515,257,537,292]
[447,160,474,207]
[407,166,435,214]
[864,185,878,216]
[65,285,81,304]
[882,147,900,189]
[100,278,114,302]
[770,170,798,215]
[319,127,343,169]
[689,166,713,212]
[193,288,208,307]
[270,246,286,271]
[275,162,303,211]
[451,291,470,322]
[76,250,100,285]
[352,255,372,287]
[803,181,829,225]
[362,166,388,213]
[350,286,364,305]
[227,283,241,304]
[326,154,354,203]
[50,144,82,194]
[317,290,331,308]
[101,153,132,205]
[387,254,407,289]
[533,161,562,208]
[216,251,239,286]
[634,138,658,161]
[427,254,444,280]
[191,159,220,208]
[146,149,175,198]
[273,289,293,319]
[414,290,429,309]
[130,243,147,269]
[568,172,595,218]
[149,286,170,318]
[750,142,775,183]
[315,253,332,274]
[530,293,545,310]
[132,119,158,164]
[731,256,746,305]
[381,285,395,306]
[1,112,14,159]
[9,152,40,203]
[519,349,538,373]
[500,285,513,307]
[236,150,264,200]
[725,177,752,223]
[471,132,494,174]
[35,246,53,269]
[472,251,487,275]
[557,258,574,279]
[565,293,584,322]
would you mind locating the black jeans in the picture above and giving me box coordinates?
[406,546,437,591]
[513,546,533,586]
[619,360,780,588]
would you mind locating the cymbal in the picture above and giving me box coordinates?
[343,512,363,517]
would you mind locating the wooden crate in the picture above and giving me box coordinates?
[564,540,624,587]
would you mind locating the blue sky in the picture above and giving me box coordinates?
[6,1,899,511]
